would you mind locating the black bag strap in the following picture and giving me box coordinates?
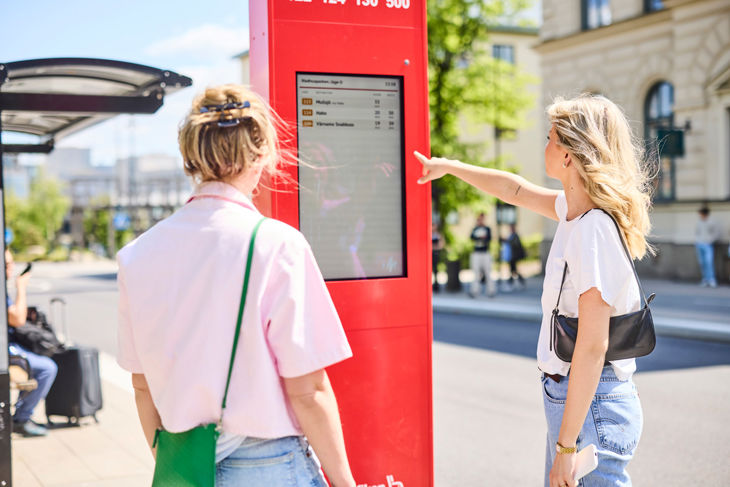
[220,217,266,423]
[553,208,652,316]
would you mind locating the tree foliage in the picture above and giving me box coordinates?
[5,170,70,253]
[83,196,134,256]
[426,0,536,243]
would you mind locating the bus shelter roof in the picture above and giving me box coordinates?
[0,57,192,153]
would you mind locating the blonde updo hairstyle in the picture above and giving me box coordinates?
[547,94,654,259]
[179,84,280,183]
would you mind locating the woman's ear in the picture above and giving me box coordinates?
[562,152,571,168]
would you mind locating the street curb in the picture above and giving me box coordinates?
[432,299,730,344]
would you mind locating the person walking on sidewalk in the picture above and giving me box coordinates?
[506,224,526,290]
[415,93,651,487]
[695,206,719,288]
[116,85,356,487]
[469,213,496,297]
[6,249,57,437]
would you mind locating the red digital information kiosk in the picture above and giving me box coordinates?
[250,1,432,486]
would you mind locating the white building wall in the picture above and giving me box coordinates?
[538,0,730,280]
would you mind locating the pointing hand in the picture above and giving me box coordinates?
[413,150,452,184]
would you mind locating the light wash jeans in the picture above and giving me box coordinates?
[695,242,716,285]
[542,366,643,487]
[9,342,58,423]
[216,436,327,487]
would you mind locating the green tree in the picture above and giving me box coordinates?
[427,0,535,245]
[5,170,70,253]
[83,196,134,256]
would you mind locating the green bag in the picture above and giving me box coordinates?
[151,218,266,487]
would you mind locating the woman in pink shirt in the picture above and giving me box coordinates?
[117,85,356,486]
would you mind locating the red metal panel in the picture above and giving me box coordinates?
[250,1,433,484]
[328,325,432,486]
[271,0,420,27]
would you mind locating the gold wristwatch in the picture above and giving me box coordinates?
[556,441,577,454]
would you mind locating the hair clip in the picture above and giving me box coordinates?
[200,100,251,113]
[199,100,252,128]
[217,118,246,128]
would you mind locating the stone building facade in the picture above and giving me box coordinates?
[537,0,730,281]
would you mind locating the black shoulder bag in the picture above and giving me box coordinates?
[11,307,64,357]
[550,209,657,363]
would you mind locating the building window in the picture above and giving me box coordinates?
[645,81,675,201]
[492,45,515,65]
[582,0,612,30]
[645,0,663,12]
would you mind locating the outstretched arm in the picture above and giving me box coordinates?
[414,151,560,221]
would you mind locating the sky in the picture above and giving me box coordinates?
[2,0,540,167]
[2,0,251,166]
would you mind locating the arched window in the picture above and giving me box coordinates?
[645,81,675,200]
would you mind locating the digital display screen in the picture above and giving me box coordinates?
[296,73,405,280]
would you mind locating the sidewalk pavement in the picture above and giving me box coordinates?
[11,262,729,485]
[433,272,730,343]
[11,354,153,487]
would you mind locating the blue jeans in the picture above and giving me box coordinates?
[216,436,327,487]
[695,243,716,284]
[542,367,643,487]
[10,342,58,423]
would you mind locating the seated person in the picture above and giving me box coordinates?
[6,249,57,437]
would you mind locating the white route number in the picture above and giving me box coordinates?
[321,0,411,9]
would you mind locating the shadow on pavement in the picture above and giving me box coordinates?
[433,311,730,373]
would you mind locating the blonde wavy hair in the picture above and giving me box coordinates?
[547,94,655,259]
[178,84,282,183]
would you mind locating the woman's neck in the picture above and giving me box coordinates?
[224,167,262,198]
[562,177,597,221]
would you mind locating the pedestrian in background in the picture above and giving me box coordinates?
[6,248,57,437]
[415,93,651,487]
[695,206,719,288]
[506,224,526,290]
[469,212,496,298]
[117,85,356,487]
[432,222,444,292]
[499,234,512,292]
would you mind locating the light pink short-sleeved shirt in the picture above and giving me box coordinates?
[117,181,352,437]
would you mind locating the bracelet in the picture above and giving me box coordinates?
[555,441,576,454]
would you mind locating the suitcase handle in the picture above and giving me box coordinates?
[50,297,70,345]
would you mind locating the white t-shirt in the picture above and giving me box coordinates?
[537,192,640,381]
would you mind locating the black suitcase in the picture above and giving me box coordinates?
[45,346,103,424]
[44,298,103,424]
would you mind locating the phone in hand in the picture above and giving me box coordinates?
[574,444,598,481]
[20,262,32,275]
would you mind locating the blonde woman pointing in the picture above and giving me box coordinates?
[415,94,651,487]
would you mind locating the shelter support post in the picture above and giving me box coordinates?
[0,105,13,486]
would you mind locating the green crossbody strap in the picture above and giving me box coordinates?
[220,217,266,421]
